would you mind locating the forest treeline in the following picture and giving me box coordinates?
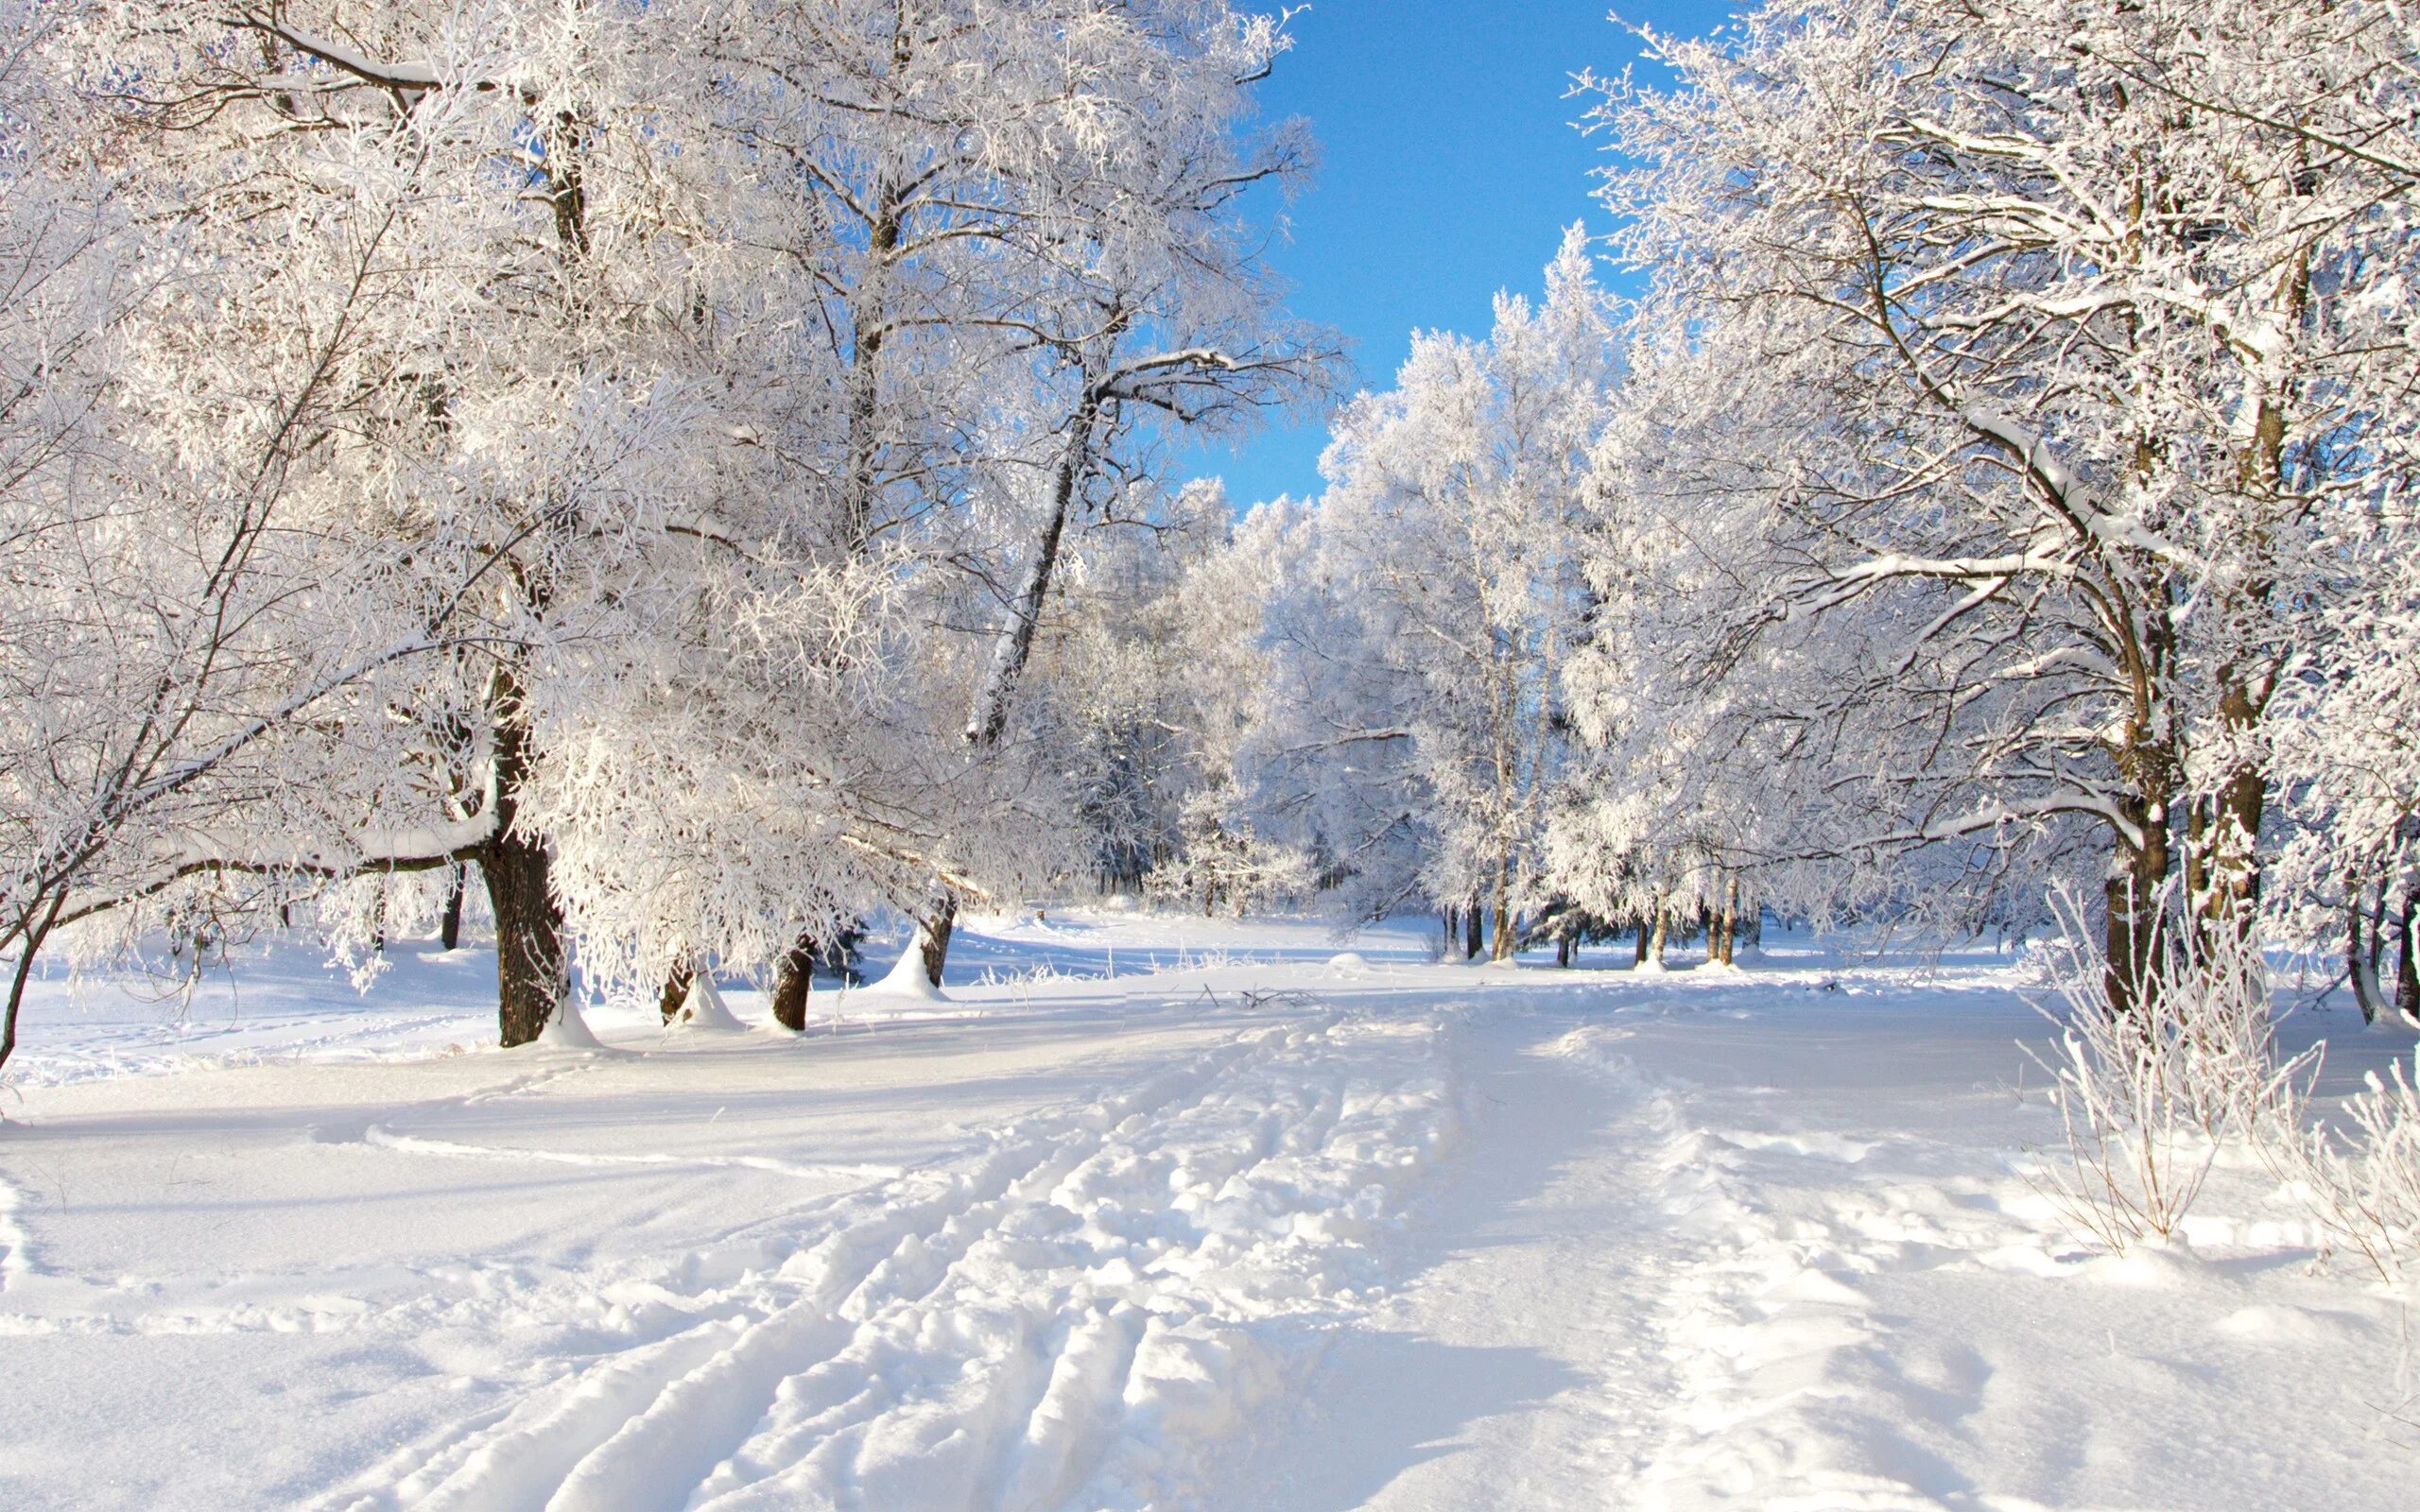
[1,0,2414,1065]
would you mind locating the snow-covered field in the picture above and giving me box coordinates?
[2,913,2413,1510]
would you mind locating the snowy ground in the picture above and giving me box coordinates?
[2,912,2414,1510]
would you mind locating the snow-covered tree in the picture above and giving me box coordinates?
[0,3,579,1067]
[1245,230,1613,956]
[1,1,1328,1050]
[1585,0,2420,1004]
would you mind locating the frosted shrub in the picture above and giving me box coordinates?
[2025,892,2313,1253]
[2267,1055,2420,1283]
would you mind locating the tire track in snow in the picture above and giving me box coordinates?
[315,1010,1458,1512]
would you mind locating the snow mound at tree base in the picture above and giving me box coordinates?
[856,944,947,1002]
[669,975,746,1031]
[536,1002,605,1050]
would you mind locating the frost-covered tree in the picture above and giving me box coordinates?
[1585,0,2420,1004]
[1245,230,1613,956]
[0,4,585,1067]
[1,0,1328,1051]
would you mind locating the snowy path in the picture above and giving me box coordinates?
[3,918,2417,1509]
[1221,1002,1683,1510]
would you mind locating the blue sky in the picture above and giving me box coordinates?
[1185,1,1742,508]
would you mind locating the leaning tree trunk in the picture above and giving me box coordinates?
[0,887,66,1079]
[769,932,816,1031]
[910,383,1112,988]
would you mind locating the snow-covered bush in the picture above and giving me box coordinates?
[2025,892,2315,1252]
[2266,1057,2420,1283]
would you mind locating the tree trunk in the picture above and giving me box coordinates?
[439,864,464,951]
[1634,919,1650,967]
[2396,890,2420,1029]
[918,384,1114,989]
[1490,854,1513,963]
[481,828,565,1047]
[1557,934,1572,969]
[2102,793,2173,1016]
[1462,895,1483,960]
[478,687,567,1048]
[770,933,815,1031]
[965,390,1105,747]
[915,899,956,989]
[1649,907,1669,969]
[2348,879,2387,1025]
[2189,755,2267,943]
[0,888,66,1079]
[659,957,697,1024]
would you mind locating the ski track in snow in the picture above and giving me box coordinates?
[306,1011,1458,1512]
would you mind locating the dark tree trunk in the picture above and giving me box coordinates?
[0,889,66,1079]
[1634,919,1650,967]
[2103,793,2174,1016]
[770,933,815,1031]
[1557,935,1572,969]
[474,668,569,1047]
[917,900,956,988]
[2396,891,2420,1028]
[481,828,565,1047]
[1462,896,1483,960]
[659,958,697,1024]
[439,864,465,951]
